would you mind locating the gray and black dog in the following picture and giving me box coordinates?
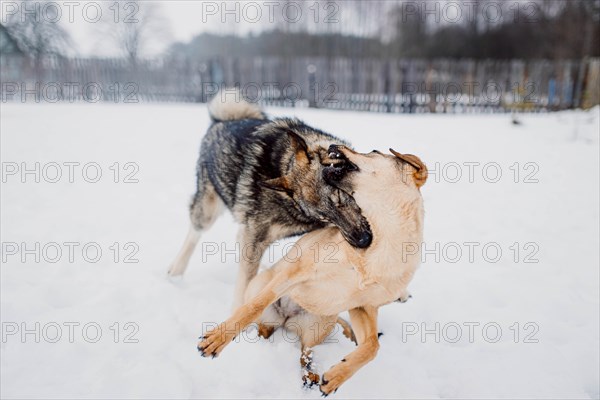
[168,90,372,308]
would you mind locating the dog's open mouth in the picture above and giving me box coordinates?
[324,145,357,172]
[322,145,357,185]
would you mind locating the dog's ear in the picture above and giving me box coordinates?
[389,148,428,188]
[286,130,310,165]
[260,176,293,195]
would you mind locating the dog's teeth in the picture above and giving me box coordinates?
[330,163,334,167]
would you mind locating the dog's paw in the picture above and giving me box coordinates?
[166,272,184,284]
[302,370,320,389]
[319,364,349,396]
[167,262,186,279]
[197,323,235,358]
[257,323,275,340]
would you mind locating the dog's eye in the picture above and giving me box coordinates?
[370,150,381,155]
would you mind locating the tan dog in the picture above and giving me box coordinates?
[198,145,427,395]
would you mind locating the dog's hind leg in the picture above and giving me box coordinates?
[167,225,202,278]
[320,306,380,396]
[168,177,224,277]
[284,313,337,388]
[300,347,320,388]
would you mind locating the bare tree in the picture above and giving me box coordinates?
[100,1,171,65]
[3,0,73,67]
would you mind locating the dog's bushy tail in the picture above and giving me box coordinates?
[208,89,266,122]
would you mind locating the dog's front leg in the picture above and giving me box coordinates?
[320,306,379,396]
[198,288,277,358]
[198,260,304,357]
[232,226,272,310]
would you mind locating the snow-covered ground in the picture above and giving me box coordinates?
[1,103,599,399]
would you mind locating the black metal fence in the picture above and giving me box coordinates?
[1,55,599,113]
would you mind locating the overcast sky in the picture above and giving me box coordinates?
[1,1,270,57]
[63,1,233,57]
[1,0,376,57]
[1,0,352,57]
